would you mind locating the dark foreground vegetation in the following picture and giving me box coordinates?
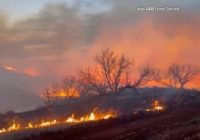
[18,107,200,140]
[13,88,200,140]
[0,88,199,140]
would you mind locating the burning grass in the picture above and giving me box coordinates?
[146,100,165,112]
[0,109,116,134]
[0,99,166,135]
[17,107,200,140]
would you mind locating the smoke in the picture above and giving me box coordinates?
[1,0,198,75]
[81,0,200,70]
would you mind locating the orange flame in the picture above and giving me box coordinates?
[0,110,116,134]
[66,111,114,123]
[56,89,80,98]
[146,100,165,112]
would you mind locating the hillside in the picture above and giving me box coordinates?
[0,88,200,140]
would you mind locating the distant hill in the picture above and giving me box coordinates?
[0,66,43,113]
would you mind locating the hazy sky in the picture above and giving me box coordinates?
[0,0,200,113]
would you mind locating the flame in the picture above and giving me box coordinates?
[37,120,57,127]
[0,121,21,133]
[0,110,116,134]
[26,123,33,129]
[56,89,80,98]
[0,129,6,133]
[40,88,80,99]
[66,114,77,123]
[146,100,165,112]
[66,111,114,123]
[8,122,20,131]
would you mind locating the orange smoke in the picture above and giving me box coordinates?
[24,67,40,77]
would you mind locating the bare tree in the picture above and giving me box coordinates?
[133,65,158,88]
[51,82,60,102]
[41,87,56,117]
[40,82,61,117]
[95,48,134,93]
[157,64,200,89]
[156,69,178,88]
[122,71,132,87]
[78,66,108,95]
[169,64,200,89]
[62,76,80,99]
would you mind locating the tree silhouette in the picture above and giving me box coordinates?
[95,48,134,93]
[133,65,158,88]
[157,64,200,89]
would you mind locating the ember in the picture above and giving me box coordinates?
[0,110,116,134]
[146,100,165,112]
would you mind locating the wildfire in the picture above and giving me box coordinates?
[146,100,165,112]
[0,110,116,134]
[66,112,113,123]
[56,89,80,98]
